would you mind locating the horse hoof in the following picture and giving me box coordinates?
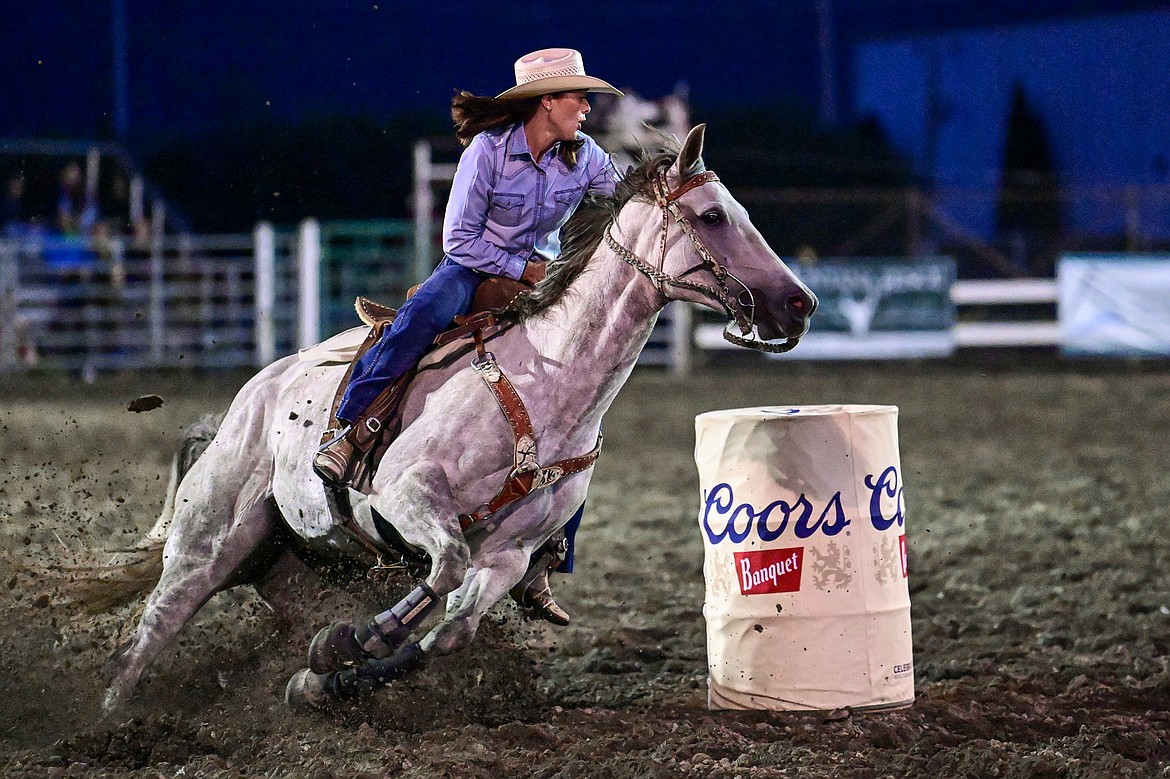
[285,668,343,711]
[308,622,366,674]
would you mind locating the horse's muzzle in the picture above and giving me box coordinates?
[758,288,818,341]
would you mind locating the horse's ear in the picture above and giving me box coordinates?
[676,124,707,180]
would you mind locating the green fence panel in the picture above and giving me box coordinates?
[319,219,427,337]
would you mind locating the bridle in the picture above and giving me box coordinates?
[603,168,800,354]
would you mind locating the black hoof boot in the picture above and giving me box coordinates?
[308,622,368,674]
[286,643,426,711]
[308,584,439,674]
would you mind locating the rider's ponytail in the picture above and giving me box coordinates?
[450,91,542,145]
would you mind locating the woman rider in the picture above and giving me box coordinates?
[313,48,623,625]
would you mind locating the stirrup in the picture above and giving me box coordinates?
[313,417,381,490]
[313,426,357,489]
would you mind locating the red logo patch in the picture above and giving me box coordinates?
[734,547,803,596]
[899,534,908,578]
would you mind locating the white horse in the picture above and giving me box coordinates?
[102,125,816,711]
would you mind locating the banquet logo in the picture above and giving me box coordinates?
[734,548,803,595]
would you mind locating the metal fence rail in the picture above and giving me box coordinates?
[0,229,300,374]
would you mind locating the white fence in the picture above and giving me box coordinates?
[950,279,1059,347]
[687,275,1062,369]
[0,222,323,375]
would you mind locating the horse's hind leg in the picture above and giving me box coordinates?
[103,459,277,713]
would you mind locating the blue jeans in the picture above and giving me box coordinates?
[557,503,584,573]
[337,256,482,423]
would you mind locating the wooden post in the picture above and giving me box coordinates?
[905,189,922,257]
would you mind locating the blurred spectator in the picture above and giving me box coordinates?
[56,161,98,237]
[795,245,820,264]
[107,171,151,247]
[2,173,28,237]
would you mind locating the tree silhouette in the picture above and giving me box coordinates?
[996,82,1063,275]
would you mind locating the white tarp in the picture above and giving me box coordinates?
[1060,254,1170,356]
[695,405,914,711]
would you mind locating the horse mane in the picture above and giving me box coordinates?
[509,144,681,320]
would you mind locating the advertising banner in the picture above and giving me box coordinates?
[776,257,956,360]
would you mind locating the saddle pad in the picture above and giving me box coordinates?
[297,326,369,365]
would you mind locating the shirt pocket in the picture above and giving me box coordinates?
[488,192,526,228]
[553,186,584,207]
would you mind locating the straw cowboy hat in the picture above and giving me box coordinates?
[496,48,624,100]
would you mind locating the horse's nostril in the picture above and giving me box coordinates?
[788,294,811,315]
[788,291,817,318]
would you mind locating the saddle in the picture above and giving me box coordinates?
[322,276,530,492]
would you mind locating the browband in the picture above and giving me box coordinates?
[664,170,720,203]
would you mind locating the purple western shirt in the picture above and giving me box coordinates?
[442,122,620,280]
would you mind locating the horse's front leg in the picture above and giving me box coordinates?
[292,462,471,687]
[285,548,531,710]
[421,547,532,656]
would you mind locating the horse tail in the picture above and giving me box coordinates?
[61,412,225,613]
[144,412,224,545]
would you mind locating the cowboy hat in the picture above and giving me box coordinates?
[496,48,623,100]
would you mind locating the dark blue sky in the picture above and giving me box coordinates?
[6,1,819,146]
[6,0,1166,149]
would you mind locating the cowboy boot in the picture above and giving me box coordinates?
[315,374,412,490]
[510,535,570,626]
[313,426,356,489]
[513,565,570,626]
[313,416,382,490]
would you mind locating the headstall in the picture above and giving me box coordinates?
[604,169,800,354]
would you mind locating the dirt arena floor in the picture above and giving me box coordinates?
[1,354,1169,778]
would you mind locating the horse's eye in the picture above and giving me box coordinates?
[701,210,723,225]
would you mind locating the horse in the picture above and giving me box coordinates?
[100,124,816,712]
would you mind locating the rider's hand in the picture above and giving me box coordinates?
[521,259,547,286]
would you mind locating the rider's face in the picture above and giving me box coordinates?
[545,91,590,142]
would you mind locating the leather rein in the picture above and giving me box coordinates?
[604,169,800,354]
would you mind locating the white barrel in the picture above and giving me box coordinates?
[695,405,914,711]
